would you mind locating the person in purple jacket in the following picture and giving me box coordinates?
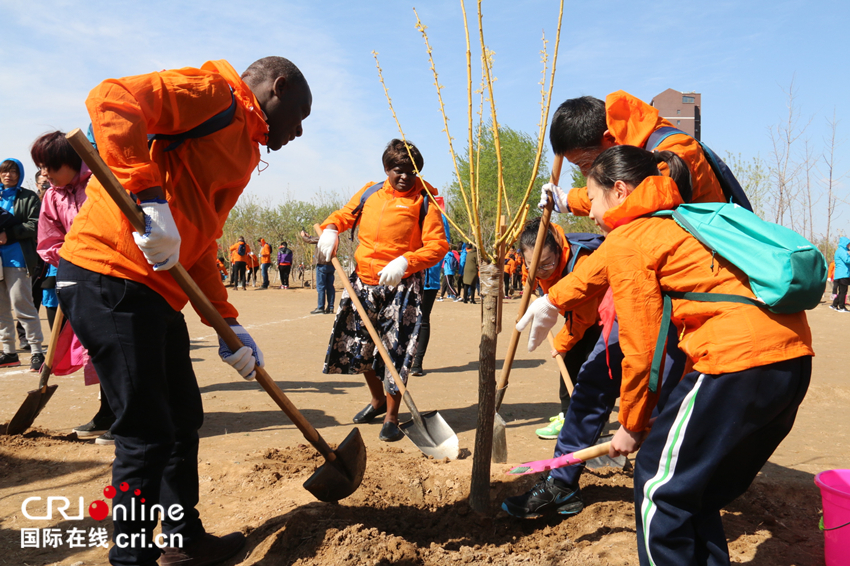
[277,241,293,289]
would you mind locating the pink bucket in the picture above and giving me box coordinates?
[815,469,850,566]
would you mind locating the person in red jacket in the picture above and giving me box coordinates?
[57,56,311,566]
[518,146,812,565]
[316,140,448,441]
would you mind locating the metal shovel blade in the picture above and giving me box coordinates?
[302,427,367,502]
[399,410,459,460]
[5,384,59,436]
[491,412,508,463]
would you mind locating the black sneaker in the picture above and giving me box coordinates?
[95,430,115,445]
[0,352,21,368]
[310,307,325,314]
[72,417,115,439]
[324,306,334,314]
[29,353,45,373]
[410,366,424,376]
[501,475,583,519]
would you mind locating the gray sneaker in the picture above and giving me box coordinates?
[95,430,115,445]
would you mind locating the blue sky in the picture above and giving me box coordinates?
[2,0,848,232]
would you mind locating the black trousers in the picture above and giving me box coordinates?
[233,261,247,288]
[279,264,291,287]
[414,289,438,364]
[57,260,205,566]
[558,324,602,414]
[634,356,811,566]
[833,277,849,309]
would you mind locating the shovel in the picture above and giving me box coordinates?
[4,306,65,435]
[314,224,459,460]
[505,441,611,475]
[492,154,563,463]
[66,129,365,502]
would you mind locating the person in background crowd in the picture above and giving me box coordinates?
[277,241,293,289]
[301,229,335,314]
[462,244,479,304]
[258,237,272,289]
[0,158,44,370]
[831,237,850,312]
[229,236,250,290]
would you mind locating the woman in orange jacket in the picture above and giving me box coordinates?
[316,140,448,441]
[518,146,813,566]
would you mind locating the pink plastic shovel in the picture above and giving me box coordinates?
[506,442,612,475]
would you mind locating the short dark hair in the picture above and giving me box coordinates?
[241,57,306,88]
[549,96,607,154]
[0,160,20,175]
[587,145,693,203]
[382,139,424,172]
[519,217,562,259]
[30,131,82,172]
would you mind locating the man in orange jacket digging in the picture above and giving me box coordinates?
[56,57,311,566]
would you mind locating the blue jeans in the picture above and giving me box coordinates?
[261,263,270,288]
[316,264,335,309]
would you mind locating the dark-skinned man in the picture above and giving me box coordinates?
[57,57,311,566]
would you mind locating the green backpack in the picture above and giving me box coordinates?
[648,202,826,392]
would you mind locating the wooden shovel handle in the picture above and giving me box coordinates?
[546,330,574,396]
[573,441,611,463]
[66,128,336,462]
[313,224,408,396]
[37,305,65,390]
[494,154,563,411]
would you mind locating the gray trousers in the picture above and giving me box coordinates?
[0,267,43,354]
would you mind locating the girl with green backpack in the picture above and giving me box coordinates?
[517,145,814,566]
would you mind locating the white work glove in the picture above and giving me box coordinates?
[378,255,408,287]
[218,325,265,380]
[516,295,561,352]
[316,228,339,262]
[132,199,181,271]
[539,183,570,214]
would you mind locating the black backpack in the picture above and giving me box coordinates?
[644,126,753,211]
[348,182,430,240]
[237,243,246,256]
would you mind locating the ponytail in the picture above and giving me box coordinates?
[653,150,692,203]
[588,145,693,203]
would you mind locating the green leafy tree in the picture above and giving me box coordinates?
[447,124,549,247]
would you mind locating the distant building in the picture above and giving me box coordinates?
[651,89,701,141]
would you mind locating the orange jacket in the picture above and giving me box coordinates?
[259,240,272,264]
[504,257,516,275]
[229,242,251,264]
[61,60,268,324]
[828,261,835,280]
[216,259,227,278]
[566,90,725,215]
[321,178,449,285]
[535,224,604,353]
[549,176,813,432]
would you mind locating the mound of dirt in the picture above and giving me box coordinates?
[218,446,823,566]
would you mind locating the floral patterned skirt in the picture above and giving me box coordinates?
[322,272,422,394]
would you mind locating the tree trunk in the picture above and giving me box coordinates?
[469,262,501,513]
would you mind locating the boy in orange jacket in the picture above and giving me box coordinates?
[316,140,448,441]
[57,57,311,566]
[517,146,812,565]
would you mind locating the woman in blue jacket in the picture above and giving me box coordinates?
[832,236,850,312]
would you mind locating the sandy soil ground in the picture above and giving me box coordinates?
[1,283,847,565]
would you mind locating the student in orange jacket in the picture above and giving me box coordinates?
[229,237,251,290]
[258,237,272,289]
[316,139,448,442]
[516,146,812,565]
[56,56,311,566]
[517,220,604,440]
